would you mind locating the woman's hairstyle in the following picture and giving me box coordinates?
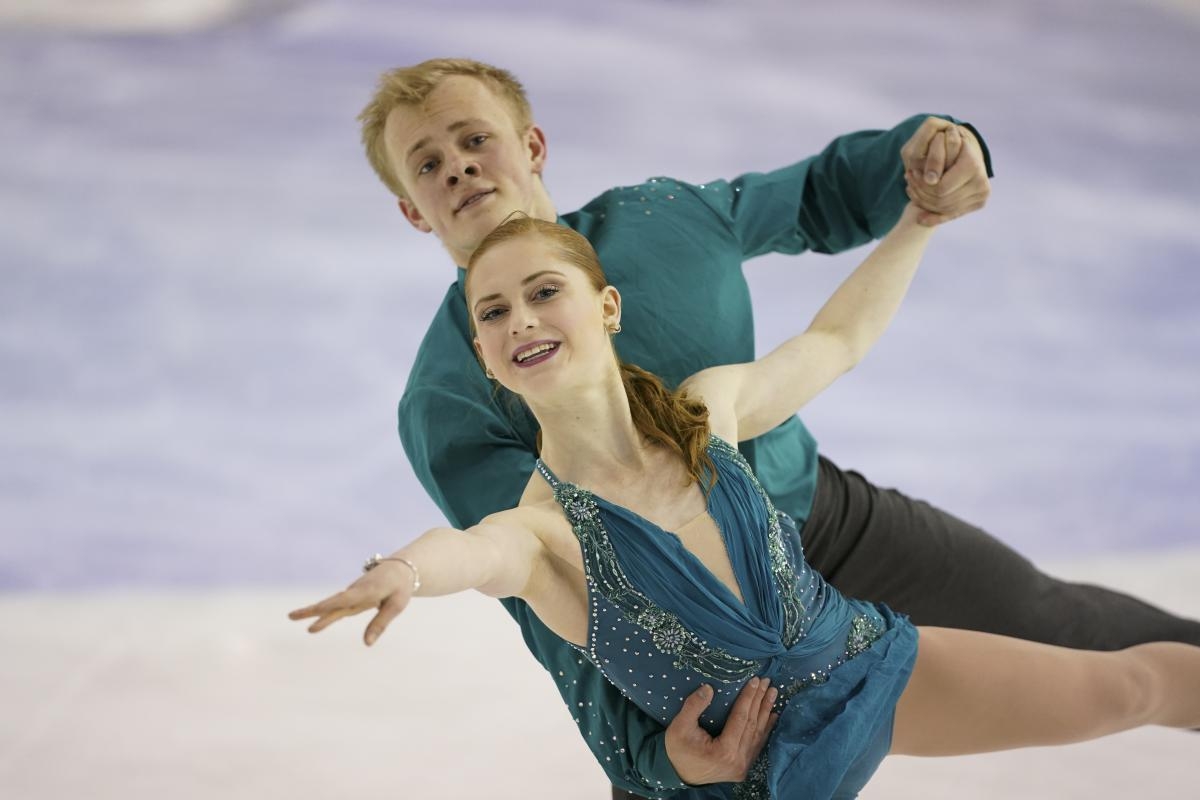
[468,216,716,492]
[358,58,533,200]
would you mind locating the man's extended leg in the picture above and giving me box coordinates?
[803,456,1200,649]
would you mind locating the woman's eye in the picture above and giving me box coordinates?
[468,134,488,147]
[479,307,505,322]
[418,159,437,175]
[533,284,560,301]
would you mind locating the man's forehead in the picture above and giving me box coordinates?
[385,78,513,144]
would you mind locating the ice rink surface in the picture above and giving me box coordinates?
[1,0,1197,797]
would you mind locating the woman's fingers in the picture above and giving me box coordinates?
[307,605,364,633]
[288,597,340,621]
[364,592,411,645]
[289,588,373,630]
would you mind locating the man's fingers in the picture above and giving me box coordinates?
[753,684,778,736]
[942,125,964,170]
[905,179,990,214]
[671,683,714,729]
[728,678,769,753]
[931,151,982,196]
[923,131,947,185]
[915,197,987,227]
[364,593,410,646]
[722,677,759,742]
[900,116,955,175]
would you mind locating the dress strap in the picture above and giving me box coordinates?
[534,458,561,489]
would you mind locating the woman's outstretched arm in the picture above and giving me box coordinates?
[288,517,544,645]
[683,199,938,441]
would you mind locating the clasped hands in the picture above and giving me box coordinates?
[902,117,991,226]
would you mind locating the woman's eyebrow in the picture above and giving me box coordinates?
[472,270,566,310]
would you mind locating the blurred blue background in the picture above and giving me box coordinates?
[2,0,1198,590]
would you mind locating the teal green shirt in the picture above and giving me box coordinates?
[398,115,991,795]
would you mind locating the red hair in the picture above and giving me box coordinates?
[468,216,716,492]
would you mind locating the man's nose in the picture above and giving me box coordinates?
[446,161,479,187]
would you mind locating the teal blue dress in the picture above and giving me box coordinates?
[535,435,919,800]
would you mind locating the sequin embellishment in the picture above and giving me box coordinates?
[536,461,761,683]
[706,436,806,646]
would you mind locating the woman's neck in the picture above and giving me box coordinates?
[528,372,654,487]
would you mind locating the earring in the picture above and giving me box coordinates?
[485,368,495,379]
[608,322,622,334]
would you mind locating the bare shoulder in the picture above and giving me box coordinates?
[680,367,741,444]
[472,472,554,532]
[511,477,585,570]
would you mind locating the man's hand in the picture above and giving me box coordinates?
[900,117,990,226]
[664,678,779,785]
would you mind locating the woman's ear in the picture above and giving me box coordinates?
[602,285,622,328]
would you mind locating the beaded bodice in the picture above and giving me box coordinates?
[535,435,884,737]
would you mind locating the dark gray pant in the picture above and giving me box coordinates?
[612,456,1200,800]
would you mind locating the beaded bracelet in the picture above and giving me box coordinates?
[362,553,421,593]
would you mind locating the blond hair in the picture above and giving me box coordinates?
[358,58,533,199]
[468,216,717,492]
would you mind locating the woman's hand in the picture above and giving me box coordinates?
[288,558,418,646]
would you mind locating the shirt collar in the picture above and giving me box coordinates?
[453,215,568,298]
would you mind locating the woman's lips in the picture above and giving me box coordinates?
[513,343,560,368]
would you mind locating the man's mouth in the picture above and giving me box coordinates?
[456,189,495,213]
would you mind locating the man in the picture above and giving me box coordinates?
[359,58,1200,799]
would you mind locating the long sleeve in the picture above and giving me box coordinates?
[796,114,994,253]
[692,114,993,259]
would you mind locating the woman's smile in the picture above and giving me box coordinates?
[512,340,561,368]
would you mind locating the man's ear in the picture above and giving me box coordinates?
[398,197,434,233]
[526,124,548,176]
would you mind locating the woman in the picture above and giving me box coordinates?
[290,200,1200,798]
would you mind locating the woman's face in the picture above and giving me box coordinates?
[467,235,620,400]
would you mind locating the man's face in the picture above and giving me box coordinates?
[384,76,548,265]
